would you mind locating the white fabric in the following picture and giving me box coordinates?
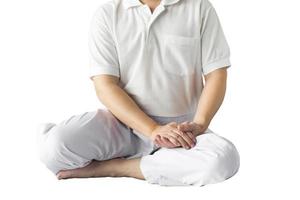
[140,131,240,186]
[88,0,231,117]
[37,109,239,186]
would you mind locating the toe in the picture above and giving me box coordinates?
[56,170,72,180]
[56,172,63,180]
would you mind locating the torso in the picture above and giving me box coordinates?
[92,0,211,117]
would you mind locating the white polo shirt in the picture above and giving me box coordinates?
[88,0,231,117]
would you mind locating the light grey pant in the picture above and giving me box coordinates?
[37,108,240,186]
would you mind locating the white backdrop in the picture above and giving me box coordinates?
[0,0,299,199]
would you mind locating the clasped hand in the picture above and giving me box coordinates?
[150,121,207,149]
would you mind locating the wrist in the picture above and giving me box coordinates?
[146,121,159,138]
[193,116,210,128]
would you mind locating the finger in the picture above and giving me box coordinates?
[172,128,195,148]
[154,137,164,147]
[186,131,197,143]
[166,136,181,147]
[156,135,174,148]
[154,135,163,144]
[161,134,181,147]
[153,137,160,146]
[173,129,195,147]
[177,124,183,131]
[161,136,177,148]
[167,131,190,149]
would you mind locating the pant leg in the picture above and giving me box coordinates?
[36,108,147,175]
[139,113,240,186]
[140,129,240,186]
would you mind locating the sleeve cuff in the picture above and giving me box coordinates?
[89,65,120,80]
[202,57,231,75]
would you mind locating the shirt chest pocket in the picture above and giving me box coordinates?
[162,34,200,76]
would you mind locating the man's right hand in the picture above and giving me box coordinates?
[150,122,196,149]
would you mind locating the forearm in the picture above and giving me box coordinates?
[95,82,158,137]
[193,68,227,127]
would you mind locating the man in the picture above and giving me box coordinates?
[37,0,240,186]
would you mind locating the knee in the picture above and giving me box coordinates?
[140,135,240,186]
[37,124,79,174]
[200,137,240,185]
[46,125,75,151]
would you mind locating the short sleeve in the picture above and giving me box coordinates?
[200,0,231,75]
[88,7,120,80]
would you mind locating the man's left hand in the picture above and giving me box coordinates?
[177,121,208,138]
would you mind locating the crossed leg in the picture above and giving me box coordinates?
[57,157,144,180]
[57,132,240,187]
[37,109,240,186]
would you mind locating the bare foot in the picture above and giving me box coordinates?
[56,158,124,180]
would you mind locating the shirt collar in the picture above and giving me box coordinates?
[123,0,181,9]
